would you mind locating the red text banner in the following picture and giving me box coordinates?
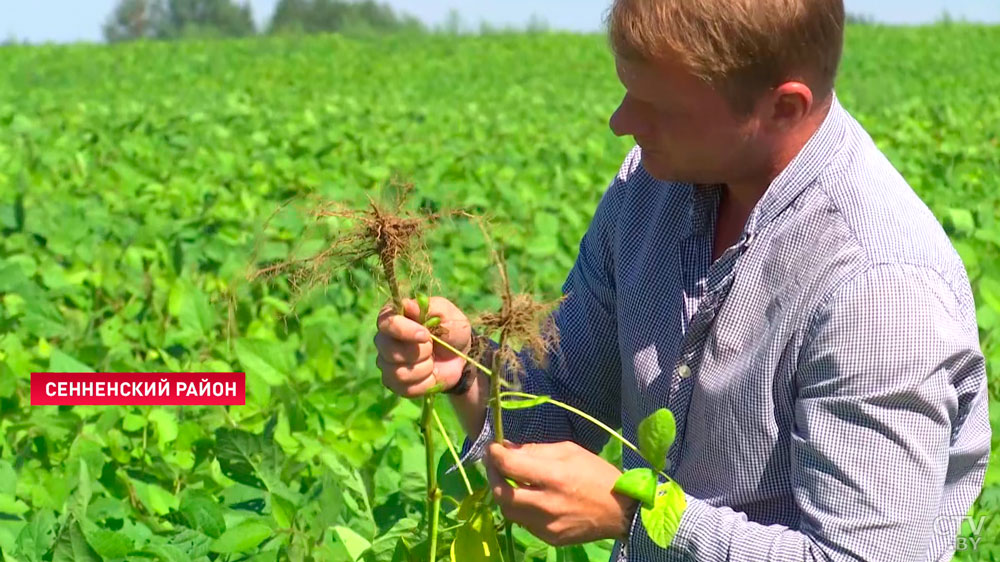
[30,372,246,406]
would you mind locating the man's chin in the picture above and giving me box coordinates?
[639,156,679,182]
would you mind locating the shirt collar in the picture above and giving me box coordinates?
[743,92,849,240]
[690,184,723,236]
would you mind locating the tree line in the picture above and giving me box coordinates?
[102,0,427,43]
[95,2,887,44]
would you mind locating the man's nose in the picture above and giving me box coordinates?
[609,98,644,138]
[609,103,629,137]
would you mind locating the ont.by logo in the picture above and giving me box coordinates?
[934,515,988,552]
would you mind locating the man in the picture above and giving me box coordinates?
[375,0,991,559]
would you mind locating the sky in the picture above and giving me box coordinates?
[4,0,1000,43]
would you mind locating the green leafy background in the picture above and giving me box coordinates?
[0,25,998,561]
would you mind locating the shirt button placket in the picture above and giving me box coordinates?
[667,299,719,470]
[677,364,692,379]
[666,350,697,471]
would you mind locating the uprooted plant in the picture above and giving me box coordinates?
[246,181,467,560]
[458,218,566,561]
[246,183,686,561]
[442,223,688,557]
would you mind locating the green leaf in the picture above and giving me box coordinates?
[0,261,29,292]
[613,468,658,508]
[180,493,226,539]
[555,545,591,562]
[122,413,147,431]
[234,339,293,386]
[391,538,417,562]
[14,508,57,562]
[73,458,92,521]
[0,460,17,495]
[131,479,179,516]
[163,527,213,559]
[0,366,16,398]
[270,492,297,529]
[943,207,976,235]
[51,521,100,562]
[68,439,105,492]
[209,520,272,554]
[330,525,371,561]
[0,493,29,516]
[980,277,1000,314]
[437,450,487,504]
[637,409,676,472]
[499,395,550,410]
[81,524,134,559]
[168,279,216,337]
[48,349,93,373]
[86,497,127,522]
[214,426,286,492]
[640,480,687,548]
[534,212,559,236]
[456,486,489,520]
[148,408,179,450]
[450,506,502,561]
[142,541,191,562]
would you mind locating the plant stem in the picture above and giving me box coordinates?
[493,285,515,562]
[421,394,441,560]
[427,332,513,388]
[429,485,442,561]
[505,520,517,562]
[499,391,647,464]
[491,332,507,444]
[432,408,473,495]
[380,253,403,312]
[376,250,439,558]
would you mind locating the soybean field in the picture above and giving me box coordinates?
[0,25,998,561]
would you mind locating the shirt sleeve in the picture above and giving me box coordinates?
[625,262,991,561]
[457,151,635,465]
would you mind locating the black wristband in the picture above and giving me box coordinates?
[444,332,491,396]
[444,362,476,395]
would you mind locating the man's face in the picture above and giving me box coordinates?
[609,55,765,185]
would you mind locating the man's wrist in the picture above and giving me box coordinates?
[617,495,640,541]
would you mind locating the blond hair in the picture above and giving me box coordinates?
[607,0,845,113]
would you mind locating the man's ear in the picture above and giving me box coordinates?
[765,82,814,131]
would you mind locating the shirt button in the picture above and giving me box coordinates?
[678,364,692,379]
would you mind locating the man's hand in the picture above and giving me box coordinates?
[374,297,472,397]
[485,441,638,547]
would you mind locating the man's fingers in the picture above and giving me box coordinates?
[374,332,431,364]
[379,367,439,399]
[525,441,582,458]
[425,296,457,318]
[486,442,558,489]
[486,463,547,521]
[378,299,422,320]
[397,376,442,398]
[377,312,430,344]
[377,355,436,384]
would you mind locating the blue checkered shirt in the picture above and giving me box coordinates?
[458,94,991,561]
